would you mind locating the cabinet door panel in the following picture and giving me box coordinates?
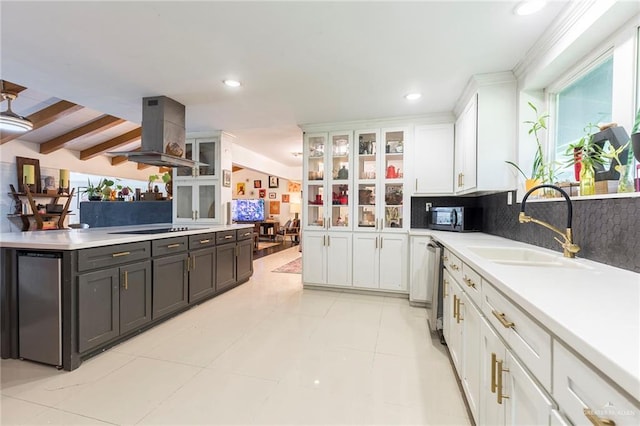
[409,236,429,303]
[216,243,237,292]
[505,351,554,426]
[78,269,119,353]
[378,234,406,291]
[302,233,326,284]
[189,247,216,302]
[414,124,454,194]
[120,261,152,334]
[326,233,351,286]
[236,239,253,283]
[461,292,481,424]
[152,253,188,320]
[352,234,378,289]
[479,317,506,426]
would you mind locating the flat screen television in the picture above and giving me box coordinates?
[232,199,265,222]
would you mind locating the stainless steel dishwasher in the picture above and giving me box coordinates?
[426,239,444,342]
[18,251,62,367]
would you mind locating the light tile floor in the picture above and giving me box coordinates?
[1,247,471,425]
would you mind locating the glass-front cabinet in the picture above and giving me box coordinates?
[176,137,218,178]
[355,128,406,231]
[174,181,217,223]
[303,131,353,230]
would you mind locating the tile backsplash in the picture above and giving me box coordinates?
[411,193,640,273]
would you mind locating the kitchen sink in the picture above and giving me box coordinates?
[467,246,590,269]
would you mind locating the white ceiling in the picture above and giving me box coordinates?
[1,1,570,169]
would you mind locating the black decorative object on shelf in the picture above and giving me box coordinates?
[590,127,629,181]
[631,132,640,163]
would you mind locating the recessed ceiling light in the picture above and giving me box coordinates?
[405,93,422,101]
[514,1,547,16]
[223,79,241,88]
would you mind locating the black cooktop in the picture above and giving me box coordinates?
[109,227,189,235]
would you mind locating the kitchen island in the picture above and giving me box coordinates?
[1,224,254,371]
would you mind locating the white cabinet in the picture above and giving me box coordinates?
[409,236,429,304]
[352,232,407,292]
[303,131,353,230]
[173,180,217,223]
[172,133,232,224]
[302,231,352,287]
[412,124,454,194]
[553,341,640,426]
[175,136,219,178]
[446,274,464,371]
[460,291,481,423]
[453,73,517,194]
[454,95,478,193]
[479,317,555,426]
[354,127,408,231]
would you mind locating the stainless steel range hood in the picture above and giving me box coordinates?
[110,96,201,168]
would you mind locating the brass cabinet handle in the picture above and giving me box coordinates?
[496,360,509,404]
[490,353,497,393]
[327,235,330,246]
[122,270,128,290]
[185,257,190,272]
[375,237,378,249]
[453,295,458,319]
[112,251,130,258]
[380,236,383,249]
[224,235,233,239]
[200,239,211,243]
[492,310,515,329]
[449,263,459,271]
[443,279,448,298]
[242,232,251,237]
[166,243,181,249]
[456,298,464,323]
[443,255,449,262]
[583,408,616,426]
[463,276,476,288]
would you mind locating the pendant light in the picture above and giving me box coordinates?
[0,92,33,132]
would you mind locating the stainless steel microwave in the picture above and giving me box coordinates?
[429,207,482,232]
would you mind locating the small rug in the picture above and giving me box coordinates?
[258,242,281,250]
[272,257,302,274]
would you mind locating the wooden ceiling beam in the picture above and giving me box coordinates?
[1,100,83,145]
[40,115,125,155]
[137,163,152,170]
[80,127,141,160]
[111,147,141,166]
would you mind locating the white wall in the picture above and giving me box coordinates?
[232,143,302,182]
[232,168,300,225]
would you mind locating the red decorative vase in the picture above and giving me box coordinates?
[573,148,582,181]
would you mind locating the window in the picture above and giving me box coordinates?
[552,56,614,180]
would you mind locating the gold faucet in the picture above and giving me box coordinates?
[519,184,581,258]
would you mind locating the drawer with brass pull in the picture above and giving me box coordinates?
[482,279,551,391]
[461,263,482,305]
[151,236,188,256]
[78,241,151,272]
[553,341,639,426]
[188,233,216,249]
[443,248,462,282]
[216,230,236,244]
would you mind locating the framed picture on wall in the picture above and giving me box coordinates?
[269,200,280,215]
[282,194,290,203]
[253,180,262,188]
[269,192,276,199]
[236,182,245,196]
[222,169,231,187]
[268,176,279,188]
[259,189,266,198]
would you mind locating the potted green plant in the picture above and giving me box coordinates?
[564,124,629,195]
[82,178,109,201]
[505,102,557,193]
[148,172,172,195]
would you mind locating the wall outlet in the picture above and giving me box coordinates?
[425,203,432,211]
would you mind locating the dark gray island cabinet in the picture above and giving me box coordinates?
[0,226,253,371]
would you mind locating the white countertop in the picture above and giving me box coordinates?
[0,223,254,250]
[410,229,640,403]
